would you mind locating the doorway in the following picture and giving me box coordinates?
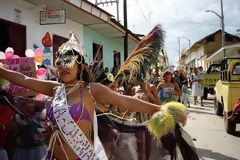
[0,18,26,57]
[53,34,68,64]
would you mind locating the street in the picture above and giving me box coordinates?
[185,95,240,160]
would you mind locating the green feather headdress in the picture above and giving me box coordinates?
[115,24,165,82]
[55,33,85,68]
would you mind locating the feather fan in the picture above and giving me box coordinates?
[115,24,165,82]
[147,101,187,140]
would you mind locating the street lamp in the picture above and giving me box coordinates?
[181,36,191,66]
[181,36,191,49]
[205,0,225,47]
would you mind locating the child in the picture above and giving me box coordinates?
[181,80,190,107]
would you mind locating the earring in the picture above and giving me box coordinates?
[56,68,62,83]
[79,72,82,81]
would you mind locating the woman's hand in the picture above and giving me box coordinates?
[178,112,187,126]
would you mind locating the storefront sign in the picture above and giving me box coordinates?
[1,57,36,96]
[40,9,66,25]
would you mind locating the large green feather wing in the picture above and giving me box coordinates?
[115,24,165,82]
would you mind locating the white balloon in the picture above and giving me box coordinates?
[0,51,6,59]
[25,49,35,57]
[5,47,14,53]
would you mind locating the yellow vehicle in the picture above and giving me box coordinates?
[203,64,221,99]
[214,58,240,134]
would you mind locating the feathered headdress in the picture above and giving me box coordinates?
[115,24,165,82]
[55,33,85,68]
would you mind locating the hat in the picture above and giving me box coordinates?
[163,70,172,77]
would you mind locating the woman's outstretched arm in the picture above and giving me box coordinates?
[90,82,160,114]
[0,65,59,96]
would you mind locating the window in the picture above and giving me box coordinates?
[0,18,26,57]
[92,43,103,68]
[232,63,240,75]
[208,64,221,73]
[113,51,120,67]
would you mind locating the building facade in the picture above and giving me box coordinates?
[179,29,240,70]
[0,0,140,70]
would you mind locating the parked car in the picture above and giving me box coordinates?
[203,64,221,99]
[214,58,240,134]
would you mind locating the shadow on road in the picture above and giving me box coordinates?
[188,110,215,115]
[197,147,238,160]
[203,102,214,106]
[233,131,240,138]
[189,107,212,111]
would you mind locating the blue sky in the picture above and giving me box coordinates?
[89,0,240,66]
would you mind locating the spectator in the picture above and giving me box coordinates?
[192,67,204,106]
[156,70,182,104]
[187,68,193,88]
[11,99,48,160]
[0,94,13,160]
[181,80,190,107]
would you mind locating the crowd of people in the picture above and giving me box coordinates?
[0,33,203,160]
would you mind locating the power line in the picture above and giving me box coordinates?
[135,0,148,22]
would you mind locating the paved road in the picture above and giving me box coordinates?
[184,95,240,160]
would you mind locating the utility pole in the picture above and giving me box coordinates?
[206,0,225,48]
[182,36,191,67]
[96,0,128,60]
[123,0,128,61]
[95,0,120,21]
[220,0,225,47]
[178,37,181,59]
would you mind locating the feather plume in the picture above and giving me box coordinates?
[147,101,186,140]
[115,24,165,82]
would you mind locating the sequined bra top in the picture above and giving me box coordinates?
[46,85,91,123]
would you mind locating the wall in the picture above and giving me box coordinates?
[83,26,124,69]
[0,0,84,54]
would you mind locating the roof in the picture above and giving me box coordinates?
[206,42,240,62]
[191,29,240,50]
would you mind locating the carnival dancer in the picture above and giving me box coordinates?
[157,70,182,104]
[98,24,198,160]
[0,32,187,160]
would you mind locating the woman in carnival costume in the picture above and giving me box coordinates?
[0,26,188,160]
[157,70,182,104]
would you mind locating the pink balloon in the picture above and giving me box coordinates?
[35,48,43,56]
[12,55,20,59]
[0,51,6,59]
[5,51,14,59]
[36,68,46,76]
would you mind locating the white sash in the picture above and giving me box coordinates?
[93,111,108,160]
[52,85,107,160]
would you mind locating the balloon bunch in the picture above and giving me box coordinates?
[0,47,20,59]
[25,48,44,64]
[25,47,47,79]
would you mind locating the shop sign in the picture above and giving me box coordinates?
[40,9,66,25]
